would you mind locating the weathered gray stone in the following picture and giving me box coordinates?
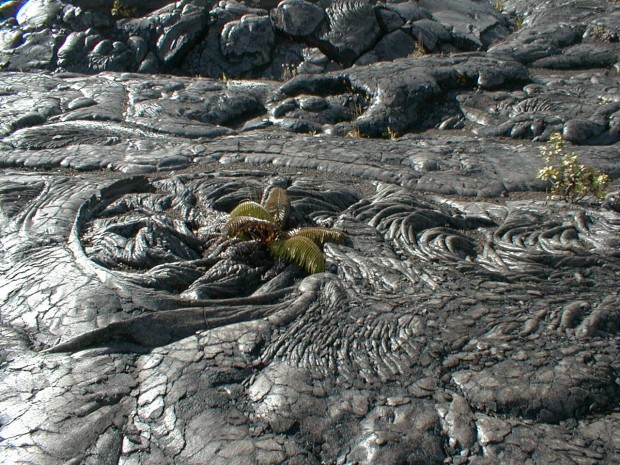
[62,3,112,30]
[562,118,606,144]
[0,28,23,50]
[155,3,208,65]
[531,42,620,69]
[418,0,507,50]
[220,14,274,68]
[355,29,416,65]
[384,0,428,22]
[375,5,405,33]
[270,0,325,38]
[0,1,23,20]
[57,31,86,67]
[65,0,115,10]
[16,0,63,29]
[318,0,382,66]
[127,35,148,63]
[138,50,160,72]
[67,0,172,14]
[489,22,585,64]
[409,19,451,52]
[91,38,112,56]
[298,95,328,112]
[0,28,59,70]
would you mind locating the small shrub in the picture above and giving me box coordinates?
[111,0,138,18]
[454,72,470,87]
[382,127,399,139]
[589,25,618,42]
[411,36,427,57]
[592,25,607,39]
[514,16,525,30]
[346,126,367,138]
[345,85,370,119]
[281,63,299,81]
[537,132,609,202]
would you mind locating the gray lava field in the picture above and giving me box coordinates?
[0,0,619,464]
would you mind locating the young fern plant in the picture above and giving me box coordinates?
[224,187,346,274]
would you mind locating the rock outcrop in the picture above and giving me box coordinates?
[0,1,619,465]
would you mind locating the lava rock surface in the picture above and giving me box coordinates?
[0,1,619,465]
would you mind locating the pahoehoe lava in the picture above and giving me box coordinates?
[1,0,619,464]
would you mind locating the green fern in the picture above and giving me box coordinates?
[268,237,326,274]
[229,201,274,222]
[286,227,346,246]
[223,187,345,274]
[263,187,290,226]
[225,216,278,241]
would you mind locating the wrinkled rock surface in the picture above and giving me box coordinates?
[0,1,619,465]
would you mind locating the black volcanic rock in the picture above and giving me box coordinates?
[317,0,382,66]
[0,0,555,77]
[355,29,417,66]
[155,2,208,65]
[15,0,63,29]
[0,1,619,465]
[270,0,325,38]
[418,0,509,50]
[220,13,274,68]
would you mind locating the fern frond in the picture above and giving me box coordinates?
[229,201,274,222]
[262,187,290,226]
[287,227,346,246]
[225,216,278,241]
[268,236,326,274]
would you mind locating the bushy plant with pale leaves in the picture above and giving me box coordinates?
[537,132,609,202]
